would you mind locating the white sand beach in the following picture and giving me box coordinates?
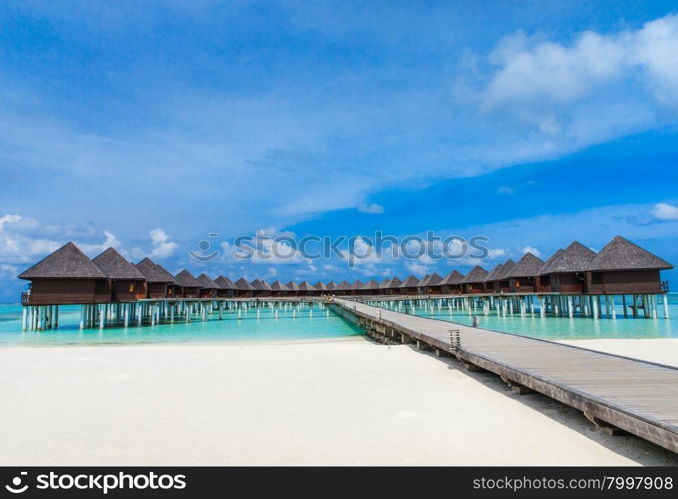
[0,337,676,466]
[557,338,678,368]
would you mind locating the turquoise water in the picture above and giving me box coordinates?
[0,302,363,347]
[383,293,678,340]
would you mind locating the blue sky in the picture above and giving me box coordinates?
[1,1,678,299]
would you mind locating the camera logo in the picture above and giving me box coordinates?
[5,472,28,494]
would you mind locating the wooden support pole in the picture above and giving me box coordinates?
[663,294,670,319]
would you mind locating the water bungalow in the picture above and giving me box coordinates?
[174,270,202,298]
[154,263,179,298]
[270,280,289,297]
[539,242,595,294]
[235,277,255,297]
[197,273,220,298]
[586,236,672,295]
[298,281,314,296]
[135,258,172,298]
[337,281,352,296]
[19,242,108,305]
[286,281,300,297]
[92,248,146,302]
[505,253,544,293]
[484,263,505,293]
[215,276,237,298]
[251,279,272,297]
[415,274,430,295]
[315,281,327,294]
[399,275,420,295]
[325,281,337,293]
[439,270,464,295]
[460,265,489,294]
[351,280,365,296]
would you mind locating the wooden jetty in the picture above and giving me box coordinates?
[331,297,678,454]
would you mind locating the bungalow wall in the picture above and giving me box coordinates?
[111,279,145,302]
[146,282,168,299]
[551,273,586,294]
[510,277,536,294]
[536,276,551,293]
[217,289,235,298]
[586,270,663,295]
[199,289,218,298]
[440,285,461,295]
[464,283,486,294]
[26,279,107,305]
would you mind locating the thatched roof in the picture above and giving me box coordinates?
[338,280,352,290]
[587,236,672,271]
[388,277,402,288]
[505,253,544,278]
[417,274,430,287]
[325,281,336,291]
[154,263,177,284]
[93,248,145,280]
[440,270,464,285]
[484,263,504,282]
[134,257,170,283]
[365,278,380,290]
[399,275,420,287]
[298,281,314,291]
[215,276,237,289]
[426,273,443,286]
[495,259,516,280]
[250,279,272,291]
[286,281,300,291]
[538,249,563,275]
[379,278,391,289]
[235,277,255,290]
[19,242,105,280]
[460,265,488,283]
[540,241,596,274]
[174,269,202,288]
[350,280,363,290]
[196,273,219,289]
[270,280,288,291]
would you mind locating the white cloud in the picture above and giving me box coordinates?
[497,186,515,195]
[267,267,278,277]
[79,230,122,256]
[405,261,428,275]
[148,228,178,259]
[652,202,678,221]
[521,246,541,257]
[0,264,18,280]
[357,203,385,214]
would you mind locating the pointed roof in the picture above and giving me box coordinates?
[538,249,563,275]
[19,242,105,280]
[587,236,672,271]
[92,248,145,280]
[154,263,177,284]
[417,274,431,287]
[251,279,272,291]
[314,281,327,291]
[215,276,237,289]
[270,280,288,291]
[134,257,170,283]
[286,281,300,291]
[426,273,443,286]
[484,263,504,282]
[460,265,489,283]
[352,280,365,290]
[298,281,314,291]
[196,273,219,289]
[338,280,351,290]
[174,269,202,288]
[388,276,402,288]
[495,259,516,280]
[399,275,420,287]
[440,270,464,285]
[540,241,596,274]
[325,281,336,291]
[365,278,380,290]
[505,253,544,278]
[235,277,255,290]
[379,278,391,289]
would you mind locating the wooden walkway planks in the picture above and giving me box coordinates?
[333,298,678,453]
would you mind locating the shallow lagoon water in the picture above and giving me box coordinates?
[0,302,363,347]
[388,293,678,340]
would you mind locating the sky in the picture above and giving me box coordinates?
[1,0,678,299]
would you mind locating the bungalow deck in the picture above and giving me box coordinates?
[332,298,678,454]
